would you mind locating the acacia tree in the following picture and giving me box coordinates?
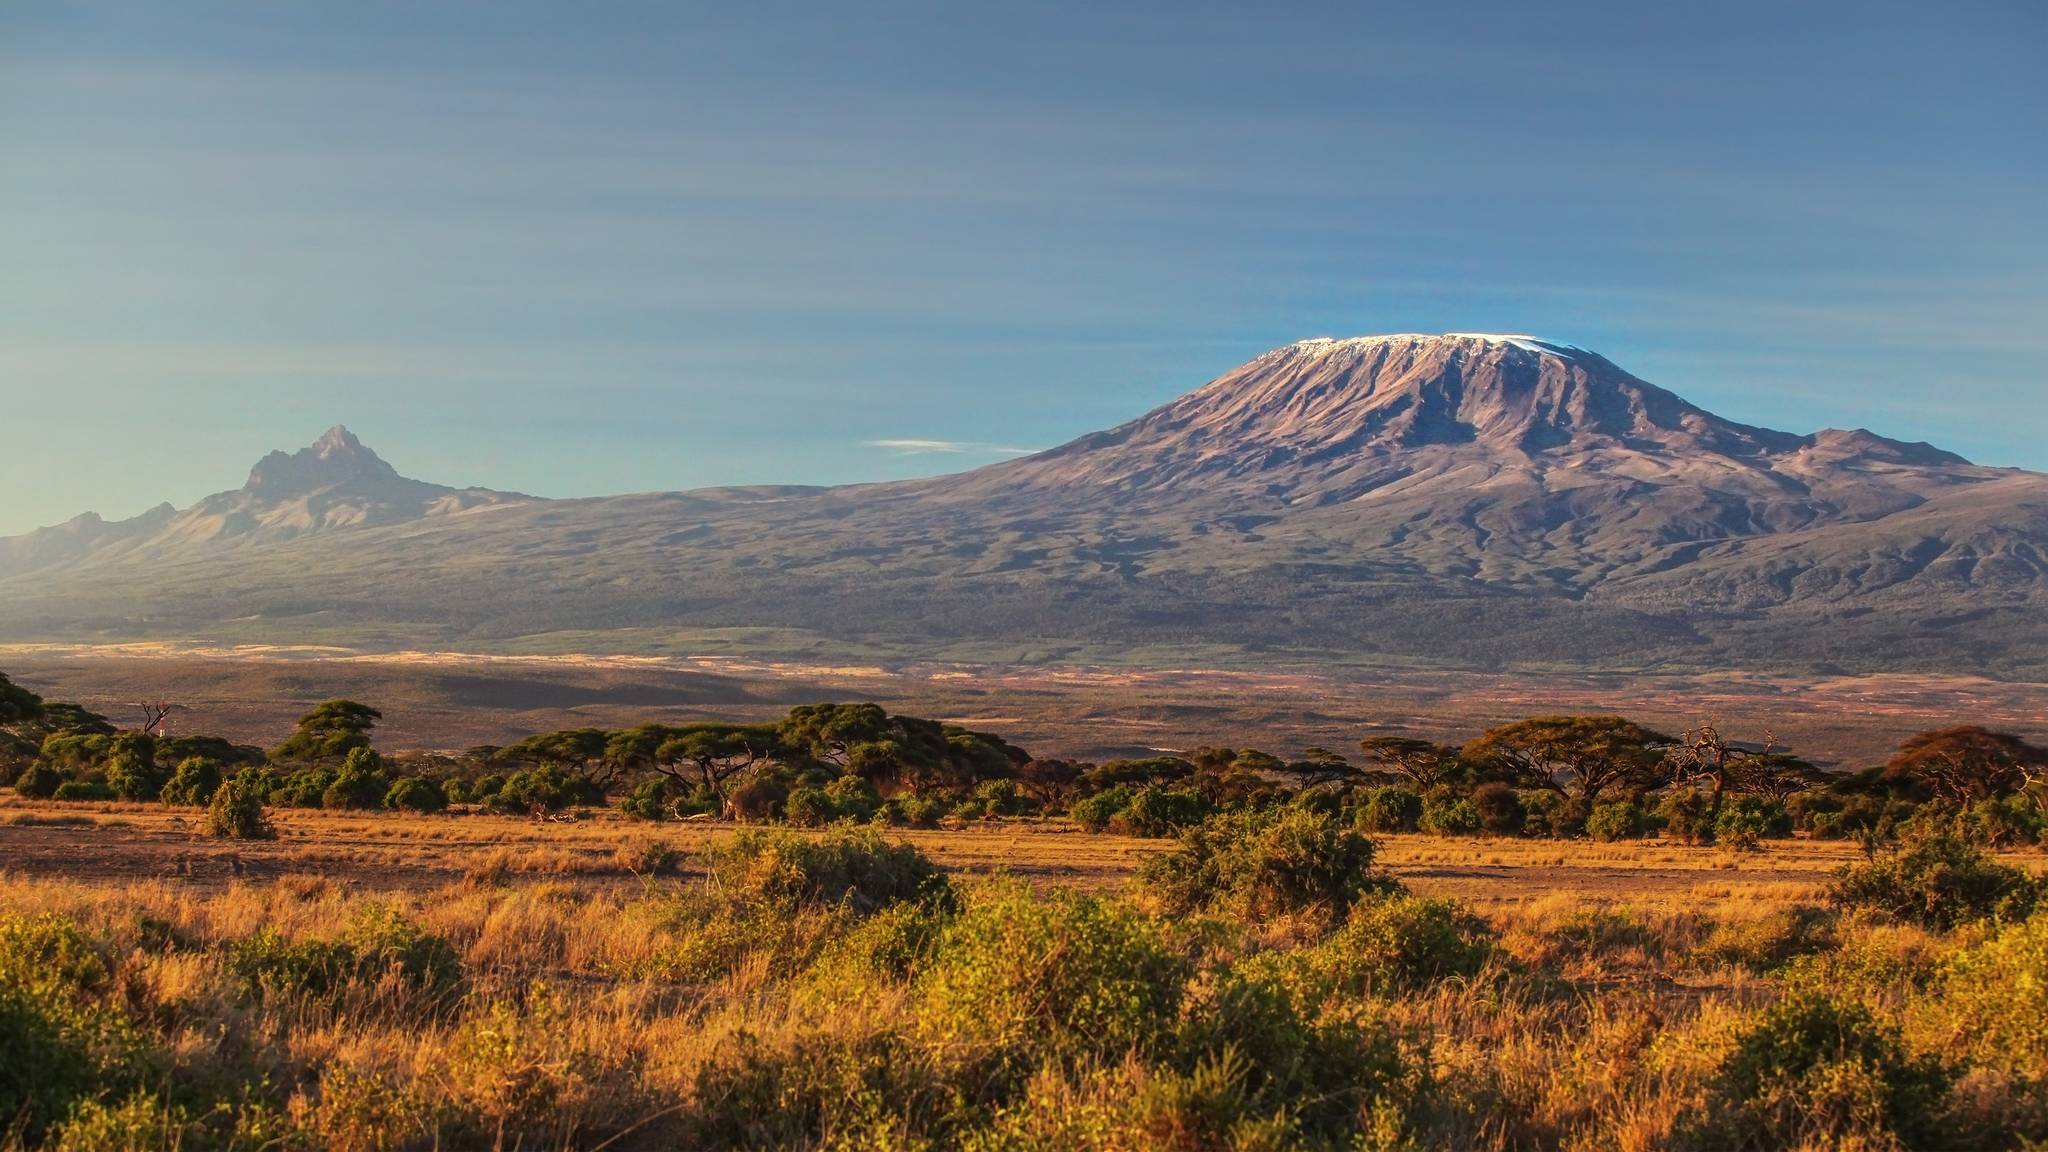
[1355,736,1467,792]
[1884,726,2048,805]
[272,700,381,761]
[1463,716,1676,806]
[649,723,782,807]
[500,728,623,788]
[1278,747,1371,793]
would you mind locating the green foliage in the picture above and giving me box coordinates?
[0,670,43,726]
[383,775,448,813]
[783,785,836,827]
[1829,834,2041,930]
[205,776,276,839]
[1689,906,1836,973]
[489,764,602,814]
[0,913,147,1145]
[271,698,381,761]
[1142,807,1392,926]
[157,756,222,806]
[1653,788,1715,845]
[1584,799,1648,842]
[1700,987,1949,1150]
[105,749,164,801]
[1419,796,1482,836]
[618,775,676,821]
[321,746,390,810]
[826,774,883,821]
[14,760,64,799]
[1069,784,1137,833]
[1106,785,1212,837]
[917,883,1186,1064]
[708,827,952,915]
[1712,795,1787,851]
[1356,786,1422,833]
[51,779,114,802]
[230,906,460,1005]
[1248,892,1496,999]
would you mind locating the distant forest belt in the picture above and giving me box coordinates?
[2,648,2046,769]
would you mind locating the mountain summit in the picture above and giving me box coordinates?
[0,428,532,574]
[245,425,403,495]
[2,336,2043,676]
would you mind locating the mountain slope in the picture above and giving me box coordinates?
[2,336,2042,676]
[0,427,534,578]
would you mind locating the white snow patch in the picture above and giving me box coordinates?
[1285,333,1587,360]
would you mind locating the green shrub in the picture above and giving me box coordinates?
[882,793,947,829]
[783,786,836,827]
[1689,906,1836,973]
[230,907,460,1005]
[1108,786,1211,837]
[1653,788,1715,845]
[1142,807,1392,927]
[1069,784,1137,833]
[489,765,600,815]
[1829,834,2040,930]
[383,776,448,814]
[708,827,951,915]
[157,756,222,806]
[1356,786,1422,834]
[972,778,1028,817]
[1419,797,1481,837]
[105,752,164,802]
[1713,796,1786,851]
[51,779,114,803]
[825,775,882,822]
[917,884,1185,1064]
[1470,783,1525,836]
[14,762,64,799]
[1961,796,2045,848]
[1929,912,2048,1134]
[726,775,787,822]
[322,748,390,810]
[269,768,334,808]
[205,777,276,840]
[618,776,675,821]
[1700,988,1948,1149]
[1251,892,1495,999]
[1585,799,1647,842]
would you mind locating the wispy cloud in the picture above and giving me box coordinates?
[864,439,1038,456]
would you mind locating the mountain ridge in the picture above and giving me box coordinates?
[3,334,2043,677]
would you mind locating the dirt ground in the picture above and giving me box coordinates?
[9,797,2037,915]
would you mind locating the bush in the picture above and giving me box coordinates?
[14,762,63,799]
[1961,796,2045,848]
[1585,799,1647,842]
[1419,797,1481,837]
[1700,987,1948,1149]
[489,765,600,815]
[158,756,222,807]
[1108,786,1211,837]
[322,748,390,810]
[783,786,836,828]
[1142,808,1392,927]
[917,884,1185,1064]
[269,768,334,809]
[1069,784,1137,833]
[1470,783,1525,836]
[972,778,1029,817]
[1654,788,1715,845]
[708,827,951,915]
[825,775,882,822]
[230,906,460,1005]
[1830,834,2040,930]
[105,752,164,802]
[205,777,276,840]
[1355,787,1422,834]
[383,776,448,814]
[1933,912,2048,1120]
[1251,892,1495,998]
[882,794,947,829]
[1713,796,1787,851]
[618,776,675,821]
[51,779,114,803]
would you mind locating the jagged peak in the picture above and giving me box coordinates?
[1280,332,1593,361]
[245,425,403,493]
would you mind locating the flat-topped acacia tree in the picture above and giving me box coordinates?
[271,699,381,762]
[1462,716,1677,807]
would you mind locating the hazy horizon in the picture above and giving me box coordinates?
[5,1,2045,534]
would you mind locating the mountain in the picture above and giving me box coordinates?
[2,336,2044,676]
[0,427,533,577]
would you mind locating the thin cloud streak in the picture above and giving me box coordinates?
[865,439,1039,456]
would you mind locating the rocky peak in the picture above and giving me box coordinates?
[244,425,403,495]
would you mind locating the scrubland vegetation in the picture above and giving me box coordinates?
[3,668,2047,1149]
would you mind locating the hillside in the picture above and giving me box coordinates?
[3,334,2044,675]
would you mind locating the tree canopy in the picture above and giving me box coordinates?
[1463,716,1676,803]
[1884,726,2048,804]
[271,699,381,762]
[0,671,43,728]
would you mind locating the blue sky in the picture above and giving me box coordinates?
[2,1,2043,534]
